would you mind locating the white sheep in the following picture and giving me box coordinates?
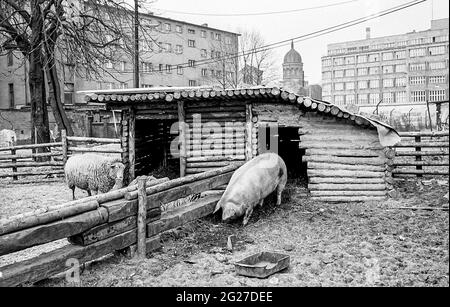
[64,153,125,200]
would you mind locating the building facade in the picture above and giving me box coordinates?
[0,4,239,109]
[321,19,449,120]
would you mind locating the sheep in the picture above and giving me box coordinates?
[64,153,125,200]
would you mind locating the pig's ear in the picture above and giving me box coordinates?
[213,201,221,214]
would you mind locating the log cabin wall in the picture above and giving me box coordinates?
[184,101,247,174]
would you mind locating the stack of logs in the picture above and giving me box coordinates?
[184,102,247,174]
[298,114,395,202]
[0,164,239,287]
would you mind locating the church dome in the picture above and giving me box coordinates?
[283,41,302,64]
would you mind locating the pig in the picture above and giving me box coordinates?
[213,153,287,226]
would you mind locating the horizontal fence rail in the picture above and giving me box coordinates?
[0,131,121,183]
[392,130,449,177]
[0,164,240,287]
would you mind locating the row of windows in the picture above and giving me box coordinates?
[327,35,449,55]
[323,45,448,66]
[331,89,447,105]
[323,61,448,79]
[155,22,232,44]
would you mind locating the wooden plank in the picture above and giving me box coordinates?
[0,169,64,178]
[300,134,379,142]
[0,229,143,287]
[178,101,186,177]
[186,161,234,168]
[393,160,449,166]
[137,177,147,258]
[308,169,385,178]
[304,148,384,157]
[308,177,386,184]
[66,136,121,144]
[0,152,61,161]
[394,150,448,156]
[0,142,62,152]
[312,196,387,203]
[307,162,385,172]
[398,131,449,137]
[156,194,221,234]
[308,183,387,191]
[303,155,388,166]
[0,161,64,169]
[68,147,123,154]
[245,103,253,161]
[392,169,449,175]
[0,208,108,256]
[310,190,387,197]
[393,142,449,148]
[186,156,246,162]
[300,141,383,150]
[128,108,136,182]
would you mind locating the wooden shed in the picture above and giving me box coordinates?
[85,86,401,202]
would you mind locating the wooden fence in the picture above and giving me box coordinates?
[0,164,239,287]
[392,130,449,177]
[0,131,121,183]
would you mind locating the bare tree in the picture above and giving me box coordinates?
[0,0,158,143]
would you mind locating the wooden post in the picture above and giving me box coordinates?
[137,176,147,258]
[415,135,422,178]
[128,108,136,182]
[11,148,17,181]
[103,116,109,138]
[87,115,93,137]
[178,101,186,177]
[245,103,253,161]
[61,129,68,164]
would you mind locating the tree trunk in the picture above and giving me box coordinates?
[29,0,50,154]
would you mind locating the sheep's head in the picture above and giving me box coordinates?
[109,161,125,190]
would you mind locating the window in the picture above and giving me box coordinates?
[159,64,163,72]
[119,82,128,89]
[382,65,394,74]
[345,56,355,65]
[177,65,183,75]
[410,48,426,57]
[429,61,446,70]
[166,64,172,73]
[175,25,182,33]
[164,23,171,32]
[429,46,446,55]
[333,57,344,66]
[334,70,344,78]
[189,80,197,86]
[395,77,406,87]
[120,61,126,72]
[187,39,196,48]
[105,61,113,69]
[201,69,207,77]
[188,60,196,68]
[322,84,332,92]
[215,33,221,41]
[215,51,221,58]
[357,55,367,63]
[369,66,379,75]
[322,71,332,79]
[409,76,426,85]
[141,40,152,52]
[141,84,153,88]
[411,91,426,102]
[409,63,426,71]
[345,82,355,90]
[175,45,183,54]
[227,71,234,80]
[345,95,355,104]
[394,51,406,59]
[357,94,368,105]
[7,52,13,66]
[358,80,368,89]
[369,93,380,104]
[383,78,394,88]
[225,36,232,45]
[383,92,394,103]
[345,69,355,77]
[201,30,206,38]
[322,58,332,67]
[142,62,153,73]
[334,83,344,91]
[429,76,446,84]
[357,68,367,76]
[382,52,393,61]
[334,95,344,105]
[200,49,207,57]
[369,79,379,88]
[429,89,446,102]
[216,70,222,78]
[368,53,379,62]
[396,91,406,103]
[8,83,14,109]
[165,43,172,53]
[188,29,195,34]
[395,64,406,73]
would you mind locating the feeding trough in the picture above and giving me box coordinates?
[234,251,290,279]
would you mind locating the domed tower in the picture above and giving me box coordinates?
[282,41,305,92]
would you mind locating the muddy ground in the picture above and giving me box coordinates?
[0,176,448,287]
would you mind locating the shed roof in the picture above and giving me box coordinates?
[81,86,401,147]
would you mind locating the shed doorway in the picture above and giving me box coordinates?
[135,119,180,179]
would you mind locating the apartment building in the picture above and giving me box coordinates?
[321,19,449,114]
[0,3,239,109]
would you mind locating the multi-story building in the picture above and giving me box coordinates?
[0,3,240,109]
[321,19,448,119]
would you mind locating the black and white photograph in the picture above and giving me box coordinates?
[0,0,448,290]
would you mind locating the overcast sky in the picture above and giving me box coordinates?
[145,0,449,85]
